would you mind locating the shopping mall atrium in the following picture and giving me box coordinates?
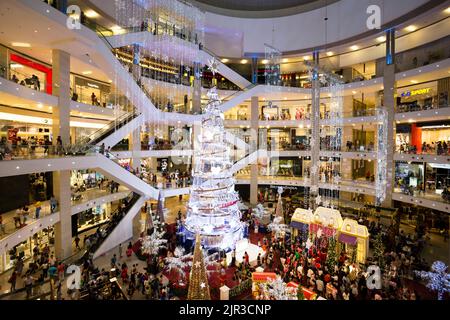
[0,0,448,302]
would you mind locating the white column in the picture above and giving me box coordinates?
[52,49,72,260]
[130,127,141,171]
[192,62,202,114]
[250,96,259,205]
[382,29,396,207]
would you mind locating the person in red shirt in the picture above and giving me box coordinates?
[57,263,65,281]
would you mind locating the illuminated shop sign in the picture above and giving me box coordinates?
[400,88,431,97]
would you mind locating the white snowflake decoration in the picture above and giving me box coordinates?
[317,228,323,239]
[315,195,322,205]
[141,231,167,256]
[415,261,450,300]
[268,216,290,238]
[305,238,313,250]
[252,204,271,221]
[265,276,290,300]
[164,246,192,279]
[207,57,219,75]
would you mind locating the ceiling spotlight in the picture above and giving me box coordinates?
[445,7,450,14]
[221,58,229,63]
[11,42,31,47]
[350,45,359,51]
[240,59,248,64]
[303,55,311,61]
[405,25,417,32]
[352,91,357,95]
[282,58,288,63]
[85,9,99,18]
[376,36,386,42]
[410,80,418,84]
[10,63,23,69]
[261,59,269,64]
[326,51,333,57]
[82,70,92,75]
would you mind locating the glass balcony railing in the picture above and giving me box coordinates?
[320,109,379,119]
[394,186,450,203]
[396,96,448,113]
[0,143,101,161]
[396,144,450,156]
[321,144,376,152]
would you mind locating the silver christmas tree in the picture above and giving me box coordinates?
[184,59,243,250]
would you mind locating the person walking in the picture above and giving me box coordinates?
[34,201,42,219]
[119,243,123,259]
[111,254,117,268]
[74,235,80,250]
[24,274,35,299]
[50,195,57,213]
[9,270,17,292]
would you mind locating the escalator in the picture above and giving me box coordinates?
[77,192,142,263]
[76,110,143,150]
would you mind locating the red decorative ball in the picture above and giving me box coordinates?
[315,263,321,269]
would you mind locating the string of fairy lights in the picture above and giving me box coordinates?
[114,0,205,141]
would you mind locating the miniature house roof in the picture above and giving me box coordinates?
[341,218,369,238]
[312,206,343,229]
[292,208,314,223]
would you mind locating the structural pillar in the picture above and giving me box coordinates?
[130,127,141,171]
[192,62,202,114]
[382,29,396,207]
[310,50,321,200]
[250,96,259,205]
[52,49,72,260]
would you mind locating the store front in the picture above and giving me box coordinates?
[260,101,311,121]
[0,226,54,274]
[9,52,52,94]
[72,75,111,107]
[0,119,52,146]
[260,128,310,151]
[396,122,449,154]
[395,162,424,193]
[73,202,112,236]
[397,81,438,112]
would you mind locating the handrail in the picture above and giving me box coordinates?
[74,110,141,148]
[77,192,140,263]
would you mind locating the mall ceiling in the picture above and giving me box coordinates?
[189,0,340,17]
[193,0,322,11]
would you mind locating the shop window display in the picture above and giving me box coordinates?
[396,82,440,113]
